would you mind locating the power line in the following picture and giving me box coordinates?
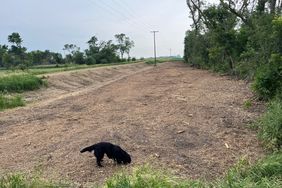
[100,0,151,32]
[111,0,154,29]
[151,31,159,66]
[87,0,149,34]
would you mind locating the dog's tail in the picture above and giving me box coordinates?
[80,144,97,153]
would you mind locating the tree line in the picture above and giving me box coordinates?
[0,33,135,70]
[184,0,282,100]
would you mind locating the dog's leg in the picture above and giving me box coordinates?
[94,150,104,167]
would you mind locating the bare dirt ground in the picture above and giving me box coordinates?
[0,62,264,186]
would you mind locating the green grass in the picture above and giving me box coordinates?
[145,57,183,65]
[213,152,282,188]
[254,99,282,151]
[105,165,204,188]
[0,173,70,188]
[0,94,25,111]
[243,99,252,109]
[0,74,45,93]
[0,61,142,76]
[105,153,282,188]
[0,58,182,76]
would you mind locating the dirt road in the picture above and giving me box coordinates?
[0,62,264,185]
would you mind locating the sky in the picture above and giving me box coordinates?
[0,0,193,58]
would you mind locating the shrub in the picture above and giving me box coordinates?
[86,56,96,65]
[132,57,136,61]
[0,94,25,111]
[0,74,44,92]
[252,54,282,100]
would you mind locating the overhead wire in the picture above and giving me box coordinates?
[101,0,152,32]
[110,0,155,30]
[87,0,151,35]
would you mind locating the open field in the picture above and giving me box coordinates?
[0,62,264,186]
[0,61,145,77]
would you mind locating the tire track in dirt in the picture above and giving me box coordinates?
[0,62,264,186]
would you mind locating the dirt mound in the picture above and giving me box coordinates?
[0,62,264,186]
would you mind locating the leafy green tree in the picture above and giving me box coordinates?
[114,34,135,60]
[85,36,119,64]
[8,32,23,47]
[4,32,28,69]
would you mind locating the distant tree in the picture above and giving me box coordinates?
[124,37,135,59]
[73,51,85,64]
[115,33,135,60]
[8,32,23,47]
[4,32,28,69]
[63,44,80,63]
[0,45,8,67]
[115,33,127,59]
[85,36,119,64]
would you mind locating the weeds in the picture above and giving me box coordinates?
[243,99,252,109]
[0,173,70,188]
[0,94,24,111]
[0,74,44,93]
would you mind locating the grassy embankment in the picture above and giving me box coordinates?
[0,74,44,111]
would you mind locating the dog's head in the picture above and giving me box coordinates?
[113,146,131,164]
[122,151,131,164]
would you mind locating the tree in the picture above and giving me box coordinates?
[8,32,23,47]
[4,32,28,69]
[63,44,80,63]
[115,33,127,59]
[124,37,135,59]
[0,45,8,67]
[85,36,119,64]
[114,33,135,60]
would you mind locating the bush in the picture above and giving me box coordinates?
[86,56,96,65]
[0,74,44,92]
[0,94,24,111]
[255,99,282,151]
[132,57,136,61]
[252,54,282,100]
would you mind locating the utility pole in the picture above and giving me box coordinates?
[169,48,172,57]
[151,31,159,66]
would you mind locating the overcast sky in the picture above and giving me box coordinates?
[0,0,193,58]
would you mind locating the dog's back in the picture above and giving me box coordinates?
[80,142,114,153]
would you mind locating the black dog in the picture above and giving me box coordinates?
[80,142,131,167]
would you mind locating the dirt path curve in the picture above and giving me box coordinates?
[0,62,264,186]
